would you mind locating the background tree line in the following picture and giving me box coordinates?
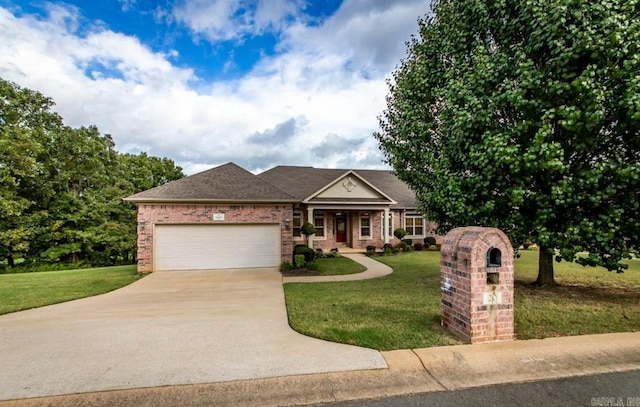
[0,78,184,270]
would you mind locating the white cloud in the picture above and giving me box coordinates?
[280,0,427,77]
[118,0,137,13]
[0,1,428,174]
[169,0,301,42]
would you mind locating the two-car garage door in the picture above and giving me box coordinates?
[154,224,280,271]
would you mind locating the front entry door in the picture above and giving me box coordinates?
[336,216,347,243]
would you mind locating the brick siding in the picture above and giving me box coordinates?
[136,203,293,272]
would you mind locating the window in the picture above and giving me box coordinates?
[292,211,302,238]
[405,213,424,236]
[360,213,371,238]
[314,212,325,238]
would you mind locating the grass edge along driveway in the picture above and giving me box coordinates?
[0,265,142,315]
[283,251,640,351]
[0,256,362,316]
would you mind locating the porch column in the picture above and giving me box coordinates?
[383,208,390,244]
[307,206,314,247]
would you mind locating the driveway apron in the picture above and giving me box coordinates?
[0,269,386,400]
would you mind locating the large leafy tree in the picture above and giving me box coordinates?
[376,0,640,285]
[0,79,61,267]
[0,78,184,268]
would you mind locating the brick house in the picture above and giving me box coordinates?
[125,162,438,272]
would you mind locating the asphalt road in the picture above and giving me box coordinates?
[314,370,640,407]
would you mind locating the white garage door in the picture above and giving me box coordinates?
[154,224,281,271]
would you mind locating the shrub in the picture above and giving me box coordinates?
[294,245,316,263]
[383,247,393,256]
[394,228,407,240]
[435,243,442,251]
[398,242,410,252]
[366,249,375,257]
[280,261,295,271]
[413,242,425,251]
[383,243,393,251]
[294,254,306,268]
[315,248,325,258]
[326,250,340,258]
[301,222,316,237]
[424,236,437,246]
[365,245,377,252]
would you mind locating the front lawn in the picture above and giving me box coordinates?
[283,251,640,351]
[316,257,367,275]
[0,265,142,315]
[281,256,366,277]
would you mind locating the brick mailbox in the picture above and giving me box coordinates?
[440,227,514,343]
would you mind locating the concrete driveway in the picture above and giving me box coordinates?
[0,268,386,401]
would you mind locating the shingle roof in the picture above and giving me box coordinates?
[125,162,419,208]
[257,166,418,209]
[124,162,296,203]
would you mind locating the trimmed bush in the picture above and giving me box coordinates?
[301,222,316,237]
[424,236,437,246]
[383,243,393,251]
[413,242,425,251]
[398,242,411,252]
[393,228,407,240]
[294,245,316,263]
[315,248,325,258]
[326,250,340,258]
[294,255,306,268]
[403,238,413,246]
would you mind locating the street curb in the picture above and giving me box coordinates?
[3,332,639,407]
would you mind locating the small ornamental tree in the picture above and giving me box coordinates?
[301,222,316,237]
[376,0,640,286]
[394,228,407,241]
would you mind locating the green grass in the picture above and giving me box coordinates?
[315,257,367,276]
[514,251,640,339]
[0,265,142,315]
[282,256,366,276]
[283,250,640,351]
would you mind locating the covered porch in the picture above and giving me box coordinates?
[295,206,396,251]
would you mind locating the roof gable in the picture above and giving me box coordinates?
[125,162,295,203]
[304,171,396,204]
[258,166,418,208]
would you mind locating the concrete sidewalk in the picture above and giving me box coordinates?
[4,331,639,407]
[282,253,393,283]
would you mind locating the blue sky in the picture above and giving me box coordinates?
[0,0,429,174]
